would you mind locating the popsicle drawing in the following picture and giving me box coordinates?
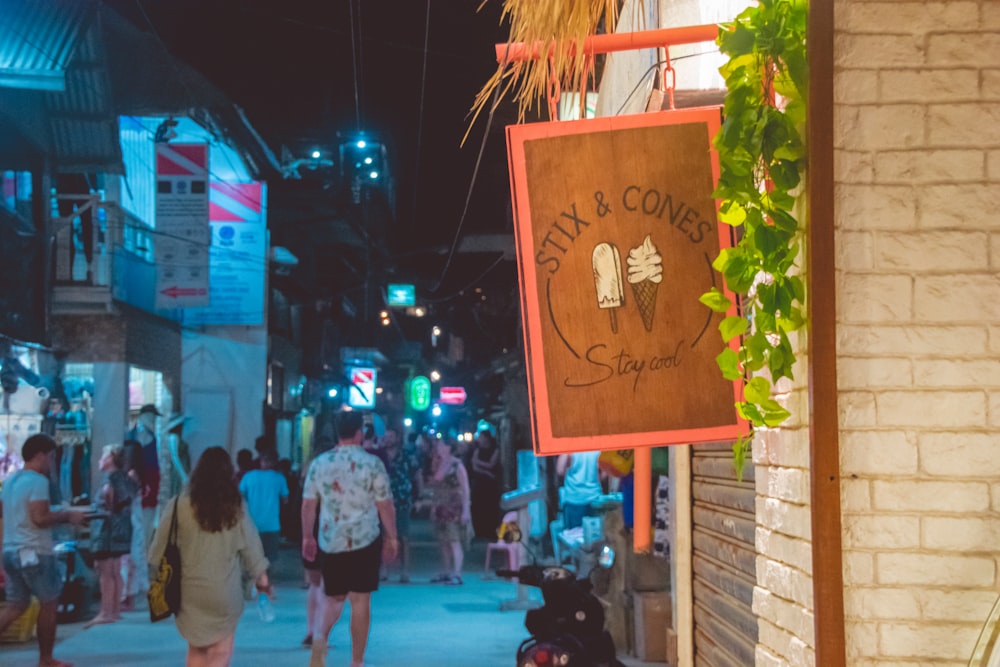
[627,234,663,332]
[592,242,624,333]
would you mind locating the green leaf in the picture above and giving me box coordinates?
[768,344,785,377]
[718,201,747,226]
[769,208,799,233]
[719,24,757,57]
[760,398,792,427]
[768,189,797,212]
[719,315,749,342]
[700,288,732,313]
[712,247,738,273]
[716,347,742,380]
[770,159,801,191]
[744,376,772,404]
[736,401,764,426]
[743,331,768,372]
[773,144,804,162]
[732,435,752,483]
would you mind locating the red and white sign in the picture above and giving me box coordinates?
[181,181,267,326]
[439,386,467,406]
[155,143,210,309]
[347,367,377,410]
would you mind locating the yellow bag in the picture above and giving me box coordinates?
[598,449,634,478]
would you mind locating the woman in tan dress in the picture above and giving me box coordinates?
[148,446,271,667]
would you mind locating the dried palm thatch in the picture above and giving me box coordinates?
[468,0,630,139]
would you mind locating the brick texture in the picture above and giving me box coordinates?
[754,2,1000,666]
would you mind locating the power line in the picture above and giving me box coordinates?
[428,58,509,295]
[410,0,432,228]
[347,0,363,132]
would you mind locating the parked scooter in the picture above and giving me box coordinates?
[498,545,625,667]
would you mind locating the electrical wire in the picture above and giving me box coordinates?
[425,253,506,304]
[428,57,510,295]
[347,0,363,132]
[410,0,432,227]
[426,49,719,298]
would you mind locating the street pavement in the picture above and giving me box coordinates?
[1,520,667,667]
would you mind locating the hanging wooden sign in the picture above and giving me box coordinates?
[507,107,745,455]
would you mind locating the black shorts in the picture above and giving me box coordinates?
[320,536,382,596]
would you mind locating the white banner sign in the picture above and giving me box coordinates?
[155,143,210,309]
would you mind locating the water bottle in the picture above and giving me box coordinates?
[256,592,276,623]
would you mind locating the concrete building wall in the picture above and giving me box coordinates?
[752,1,1000,665]
[833,1,1000,664]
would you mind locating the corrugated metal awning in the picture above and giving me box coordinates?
[0,0,96,91]
[0,0,122,174]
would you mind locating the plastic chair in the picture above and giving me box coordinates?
[549,516,565,565]
[485,511,522,575]
[484,540,520,575]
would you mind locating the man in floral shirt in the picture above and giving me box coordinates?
[302,411,397,667]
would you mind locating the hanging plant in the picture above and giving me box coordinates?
[699,0,808,478]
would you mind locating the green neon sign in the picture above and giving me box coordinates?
[408,376,432,411]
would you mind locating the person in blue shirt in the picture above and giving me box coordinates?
[238,449,289,570]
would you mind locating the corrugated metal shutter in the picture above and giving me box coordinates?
[691,441,757,667]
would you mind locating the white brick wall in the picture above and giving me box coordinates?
[830,1,1000,665]
[753,2,1000,665]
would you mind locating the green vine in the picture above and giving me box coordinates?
[699,0,808,479]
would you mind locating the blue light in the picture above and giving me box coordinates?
[356,140,367,149]
[403,417,413,427]
[311,150,321,159]
[328,388,338,398]
[431,404,442,417]
[369,171,379,179]
[364,157,373,165]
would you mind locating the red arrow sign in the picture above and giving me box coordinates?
[439,386,467,405]
[160,286,208,298]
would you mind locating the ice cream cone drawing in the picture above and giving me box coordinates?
[592,242,624,333]
[627,235,663,332]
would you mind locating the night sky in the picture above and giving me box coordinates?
[102,0,524,388]
[107,0,512,249]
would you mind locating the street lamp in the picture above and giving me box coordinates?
[430,370,441,382]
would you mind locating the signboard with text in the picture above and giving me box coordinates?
[155,143,210,309]
[387,283,416,307]
[347,366,377,410]
[180,181,267,326]
[439,386,467,406]
[507,108,745,455]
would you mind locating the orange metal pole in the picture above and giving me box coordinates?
[495,24,720,63]
[633,447,652,553]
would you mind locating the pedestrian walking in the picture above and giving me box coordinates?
[301,411,398,667]
[382,427,415,583]
[85,444,137,628]
[469,424,501,540]
[148,446,271,667]
[239,449,289,573]
[0,433,87,667]
[125,404,161,554]
[424,437,471,585]
[120,440,148,612]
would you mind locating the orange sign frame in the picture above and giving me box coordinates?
[507,108,747,455]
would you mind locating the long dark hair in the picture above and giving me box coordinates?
[188,447,242,532]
